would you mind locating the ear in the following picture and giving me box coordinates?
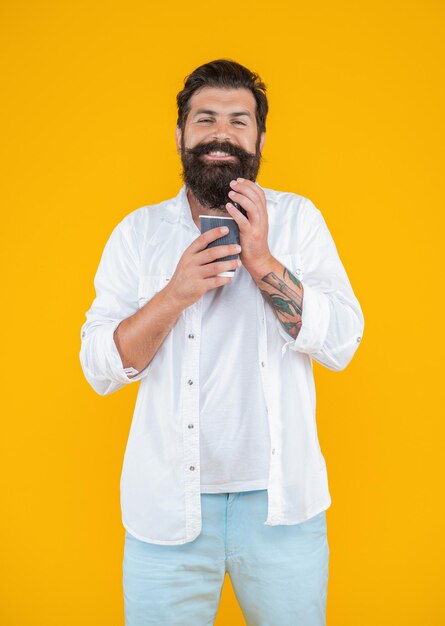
[175,126,182,154]
[259,132,266,153]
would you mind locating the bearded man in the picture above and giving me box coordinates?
[80,58,364,626]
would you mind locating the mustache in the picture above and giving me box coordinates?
[185,140,254,159]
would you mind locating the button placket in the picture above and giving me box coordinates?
[256,289,282,522]
[182,303,203,539]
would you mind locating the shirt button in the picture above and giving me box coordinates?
[295,268,301,275]
[356,336,362,343]
[187,379,193,385]
[261,361,265,367]
[189,465,195,471]
[81,330,86,339]
[188,334,195,339]
[271,448,276,455]
[188,423,194,429]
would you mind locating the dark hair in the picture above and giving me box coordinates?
[176,59,268,134]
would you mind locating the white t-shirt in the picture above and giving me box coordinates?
[199,263,271,493]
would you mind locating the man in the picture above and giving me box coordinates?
[80,59,364,626]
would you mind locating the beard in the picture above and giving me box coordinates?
[180,135,262,211]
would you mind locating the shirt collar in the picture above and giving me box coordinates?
[161,183,279,226]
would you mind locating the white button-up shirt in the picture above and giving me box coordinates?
[79,184,364,545]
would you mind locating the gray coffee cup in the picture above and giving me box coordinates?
[199,215,240,277]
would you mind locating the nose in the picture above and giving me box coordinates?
[211,119,233,143]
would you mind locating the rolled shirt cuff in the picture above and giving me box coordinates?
[278,281,331,357]
[83,320,150,385]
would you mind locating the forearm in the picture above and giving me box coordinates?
[250,256,304,340]
[113,285,185,373]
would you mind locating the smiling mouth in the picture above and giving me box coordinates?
[203,151,237,161]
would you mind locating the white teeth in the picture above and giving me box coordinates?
[208,151,231,156]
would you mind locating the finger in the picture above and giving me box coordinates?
[230,178,266,210]
[206,275,233,289]
[200,257,241,278]
[196,243,241,265]
[226,202,250,228]
[227,190,259,223]
[190,226,229,253]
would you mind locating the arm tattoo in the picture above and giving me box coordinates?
[259,267,304,340]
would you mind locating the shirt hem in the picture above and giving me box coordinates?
[200,479,269,493]
[122,519,196,545]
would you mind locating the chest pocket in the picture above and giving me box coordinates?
[137,274,172,308]
[273,252,304,281]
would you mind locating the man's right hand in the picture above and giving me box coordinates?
[166,226,242,309]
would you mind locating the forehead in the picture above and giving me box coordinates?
[187,87,256,115]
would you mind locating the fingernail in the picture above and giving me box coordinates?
[221,226,229,233]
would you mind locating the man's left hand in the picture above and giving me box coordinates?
[226,178,272,277]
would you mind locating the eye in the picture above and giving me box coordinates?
[232,120,246,126]
[197,118,213,123]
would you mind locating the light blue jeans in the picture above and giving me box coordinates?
[123,489,329,626]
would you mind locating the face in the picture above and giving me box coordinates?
[176,87,266,210]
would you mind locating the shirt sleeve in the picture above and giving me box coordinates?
[79,219,150,396]
[277,198,365,371]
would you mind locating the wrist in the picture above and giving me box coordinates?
[162,281,189,316]
[248,254,280,284]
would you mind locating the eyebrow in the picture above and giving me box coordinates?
[193,109,252,119]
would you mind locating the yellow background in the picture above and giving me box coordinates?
[1,1,444,624]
